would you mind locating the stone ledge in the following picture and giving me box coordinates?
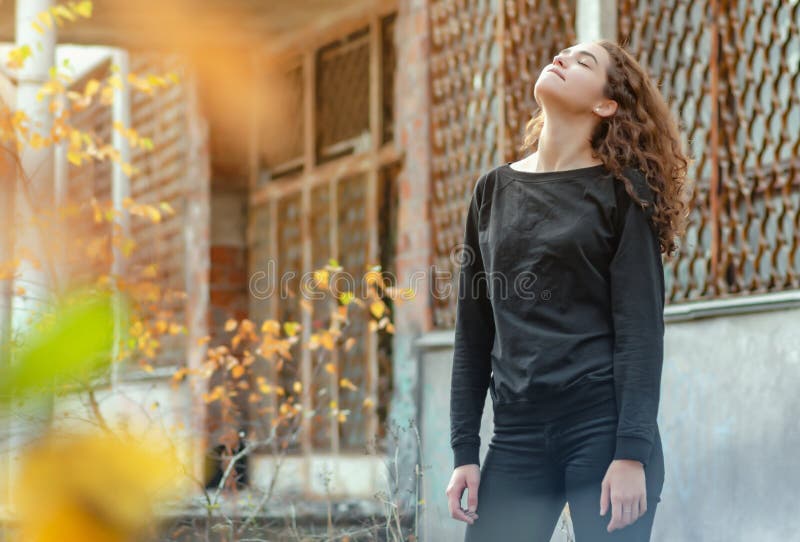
[414,291,800,351]
[159,492,406,522]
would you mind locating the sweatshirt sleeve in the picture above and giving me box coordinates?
[609,171,666,467]
[450,174,495,469]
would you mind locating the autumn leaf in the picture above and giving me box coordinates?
[283,321,301,337]
[261,319,280,335]
[339,378,357,391]
[370,300,385,319]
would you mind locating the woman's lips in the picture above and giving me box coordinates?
[547,67,566,81]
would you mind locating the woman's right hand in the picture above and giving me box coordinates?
[445,464,481,524]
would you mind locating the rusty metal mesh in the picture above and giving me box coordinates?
[430,0,577,328]
[316,27,371,163]
[619,0,800,301]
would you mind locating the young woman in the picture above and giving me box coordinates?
[445,39,691,541]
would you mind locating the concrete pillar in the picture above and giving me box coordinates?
[576,0,617,42]
[110,48,132,389]
[6,0,55,507]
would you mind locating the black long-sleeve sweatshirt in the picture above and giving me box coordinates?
[449,161,665,470]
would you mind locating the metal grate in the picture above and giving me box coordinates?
[249,11,400,456]
[316,27,371,164]
[128,51,191,367]
[381,11,398,145]
[503,0,578,154]
[619,0,800,301]
[336,173,369,451]
[429,0,577,328]
[65,66,114,285]
[259,61,304,178]
[309,182,334,450]
[275,192,304,452]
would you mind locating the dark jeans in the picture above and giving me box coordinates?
[464,395,665,542]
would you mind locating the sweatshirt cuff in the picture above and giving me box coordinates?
[614,435,652,467]
[453,443,480,469]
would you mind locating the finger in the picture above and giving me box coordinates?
[467,479,480,514]
[622,500,634,526]
[624,500,636,526]
[448,488,474,524]
[599,480,609,516]
[608,496,624,532]
[639,494,648,518]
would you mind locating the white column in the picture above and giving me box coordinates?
[14,0,56,309]
[110,49,132,389]
[576,0,617,42]
[7,0,55,507]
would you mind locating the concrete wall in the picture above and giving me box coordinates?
[417,296,800,541]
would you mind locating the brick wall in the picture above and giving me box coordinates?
[209,191,249,334]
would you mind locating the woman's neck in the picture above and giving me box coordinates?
[533,111,601,172]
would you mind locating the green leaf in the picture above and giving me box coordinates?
[0,288,131,402]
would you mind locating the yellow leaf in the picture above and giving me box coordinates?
[314,269,329,288]
[324,363,336,374]
[66,151,82,166]
[364,270,382,286]
[73,1,93,18]
[107,74,123,90]
[231,365,244,379]
[53,5,77,22]
[142,264,158,278]
[37,11,53,29]
[318,331,333,351]
[293,381,302,393]
[370,301,385,319]
[339,378,357,391]
[100,86,114,105]
[283,321,300,337]
[84,79,100,98]
[145,206,161,223]
[224,319,238,332]
[261,319,281,335]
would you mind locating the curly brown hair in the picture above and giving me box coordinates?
[518,39,694,260]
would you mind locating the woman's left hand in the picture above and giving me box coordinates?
[599,459,647,532]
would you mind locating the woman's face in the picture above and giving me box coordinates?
[533,41,614,117]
